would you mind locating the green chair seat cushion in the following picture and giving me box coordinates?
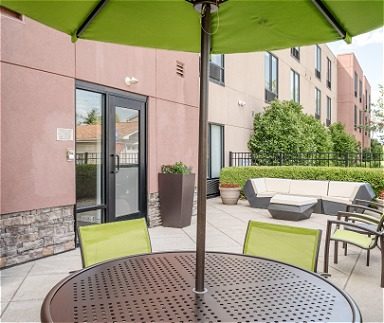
[332,229,375,249]
[79,218,151,267]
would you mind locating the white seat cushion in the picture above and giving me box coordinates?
[328,181,362,199]
[289,180,328,196]
[265,178,291,194]
[322,196,352,204]
[257,191,277,197]
[250,178,267,193]
[270,194,317,206]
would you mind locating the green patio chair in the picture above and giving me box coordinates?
[243,220,322,272]
[323,211,384,287]
[79,218,152,268]
[341,203,383,265]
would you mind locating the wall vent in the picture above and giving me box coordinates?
[176,61,184,77]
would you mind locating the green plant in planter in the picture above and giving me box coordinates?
[161,161,192,174]
[159,161,195,228]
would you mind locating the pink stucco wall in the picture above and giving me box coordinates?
[147,98,199,193]
[337,53,370,148]
[1,14,76,214]
[1,12,200,214]
[1,63,76,214]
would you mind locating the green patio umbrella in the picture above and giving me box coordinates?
[2,0,383,293]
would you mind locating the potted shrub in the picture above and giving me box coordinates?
[376,190,384,208]
[219,183,241,205]
[158,162,195,228]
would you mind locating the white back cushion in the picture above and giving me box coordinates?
[250,178,267,193]
[328,181,362,199]
[265,178,291,194]
[289,180,328,196]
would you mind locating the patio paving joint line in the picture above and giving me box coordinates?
[0,262,36,318]
[343,251,362,290]
[206,219,243,246]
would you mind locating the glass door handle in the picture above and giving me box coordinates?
[115,154,120,173]
[110,154,120,174]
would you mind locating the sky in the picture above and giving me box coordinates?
[327,27,383,105]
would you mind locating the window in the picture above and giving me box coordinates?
[208,124,224,179]
[326,58,331,89]
[365,89,368,109]
[290,70,300,103]
[326,96,331,126]
[265,52,278,102]
[368,94,371,111]
[364,116,368,136]
[291,47,300,60]
[359,110,362,133]
[354,105,358,130]
[359,79,363,103]
[354,72,358,97]
[209,54,224,84]
[315,45,321,79]
[315,88,321,119]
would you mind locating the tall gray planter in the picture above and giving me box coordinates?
[158,173,195,228]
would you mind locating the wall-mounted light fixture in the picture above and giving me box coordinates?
[238,100,246,107]
[125,76,139,86]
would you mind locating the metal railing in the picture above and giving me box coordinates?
[76,152,138,165]
[229,151,384,168]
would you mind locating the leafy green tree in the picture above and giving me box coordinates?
[370,85,384,143]
[248,100,332,155]
[84,109,100,125]
[301,114,333,152]
[370,138,383,155]
[328,122,359,154]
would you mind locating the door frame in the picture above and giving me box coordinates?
[107,94,147,222]
[75,80,147,224]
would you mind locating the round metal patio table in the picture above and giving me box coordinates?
[41,251,361,322]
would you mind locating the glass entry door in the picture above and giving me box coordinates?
[75,83,146,229]
[108,95,146,221]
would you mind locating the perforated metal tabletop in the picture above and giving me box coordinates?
[41,251,361,322]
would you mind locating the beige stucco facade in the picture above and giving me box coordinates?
[209,44,338,166]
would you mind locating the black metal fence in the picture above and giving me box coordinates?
[229,151,384,168]
[76,152,138,165]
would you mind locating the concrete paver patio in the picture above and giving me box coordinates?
[1,197,383,322]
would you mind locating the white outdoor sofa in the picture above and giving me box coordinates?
[244,178,375,215]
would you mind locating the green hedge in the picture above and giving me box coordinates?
[76,164,97,200]
[220,166,384,196]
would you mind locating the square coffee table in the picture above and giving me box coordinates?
[268,194,318,221]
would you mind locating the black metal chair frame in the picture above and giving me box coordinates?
[324,211,384,288]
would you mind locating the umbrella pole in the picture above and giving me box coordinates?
[194,2,211,294]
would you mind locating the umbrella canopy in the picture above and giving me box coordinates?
[1,0,383,53]
[2,0,383,294]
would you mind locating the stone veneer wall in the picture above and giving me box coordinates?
[0,205,75,268]
[147,189,198,227]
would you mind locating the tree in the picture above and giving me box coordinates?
[248,100,333,155]
[84,109,100,125]
[370,84,384,143]
[328,122,359,154]
[301,114,333,152]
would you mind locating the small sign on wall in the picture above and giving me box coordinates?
[57,128,74,141]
